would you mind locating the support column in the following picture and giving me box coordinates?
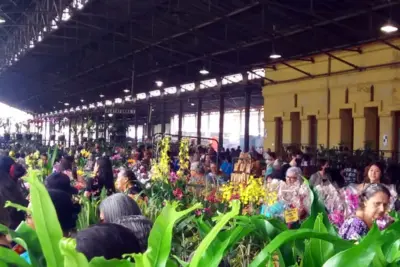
[95,115,100,140]
[329,117,341,148]
[147,104,152,139]
[178,100,183,140]
[103,114,107,141]
[197,97,202,145]
[161,101,166,133]
[282,116,292,145]
[44,120,47,145]
[68,118,72,147]
[379,113,394,157]
[301,117,310,147]
[353,116,366,150]
[134,109,138,144]
[317,116,329,148]
[218,94,225,149]
[244,89,251,152]
[264,119,277,151]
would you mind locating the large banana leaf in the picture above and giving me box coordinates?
[189,200,240,267]
[250,229,353,267]
[322,224,380,267]
[309,214,334,266]
[132,202,202,267]
[25,170,64,267]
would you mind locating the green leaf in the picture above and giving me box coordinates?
[89,257,134,267]
[132,202,202,267]
[189,200,240,267]
[383,239,400,263]
[309,214,334,266]
[60,238,89,267]
[0,246,31,267]
[25,170,64,267]
[301,189,337,237]
[202,225,254,267]
[171,255,188,267]
[322,224,380,267]
[301,241,316,267]
[4,201,31,214]
[250,229,353,267]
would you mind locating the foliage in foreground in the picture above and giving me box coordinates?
[1,171,400,267]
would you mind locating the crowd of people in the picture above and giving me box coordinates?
[0,141,399,263]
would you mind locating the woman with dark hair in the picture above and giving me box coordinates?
[115,168,141,195]
[114,215,153,252]
[339,184,391,240]
[76,223,141,260]
[99,193,141,223]
[356,162,397,208]
[85,156,115,197]
[0,171,28,230]
[26,189,80,236]
[309,158,333,187]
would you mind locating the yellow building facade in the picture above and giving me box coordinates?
[263,39,400,156]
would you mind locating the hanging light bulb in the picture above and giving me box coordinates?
[199,68,209,75]
[155,80,163,87]
[381,20,398,33]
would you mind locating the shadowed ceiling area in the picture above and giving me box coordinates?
[0,0,398,116]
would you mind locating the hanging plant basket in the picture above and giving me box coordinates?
[50,134,56,141]
[35,134,42,141]
[25,133,33,141]
[16,133,23,141]
[58,135,66,142]
[4,133,10,141]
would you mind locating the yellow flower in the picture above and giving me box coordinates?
[33,151,40,159]
[77,169,84,177]
[9,151,15,157]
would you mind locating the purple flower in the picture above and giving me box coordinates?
[329,210,345,228]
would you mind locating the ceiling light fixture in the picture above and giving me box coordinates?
[199,68,209,75]
[123,89,130,93]
[0,17,5,24]
[99,94,105,98]
[155,80,163,87]
[108,114,113,117]
[80,99,84,103]
[64,102,69,106]
[269,51,281,59]
[191,103,195,106]
[381,21,398,33]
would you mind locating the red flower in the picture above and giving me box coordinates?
[75,182,84,191]
[206,189,219,203]
[173,188,183,200]
[230,193,240,200]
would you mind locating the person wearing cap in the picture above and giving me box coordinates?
[45,172,78,196]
